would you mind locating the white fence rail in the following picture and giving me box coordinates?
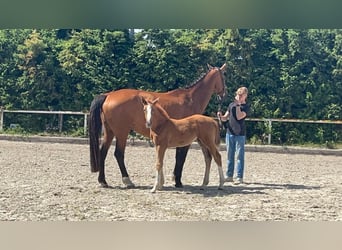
[0,108,341,143]
[246,118,342,144]
[0,108,88,135]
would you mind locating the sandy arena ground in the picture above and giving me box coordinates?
[0,140,341,221]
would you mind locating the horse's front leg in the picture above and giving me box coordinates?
[173,145,191,188]
[151,145,166,193]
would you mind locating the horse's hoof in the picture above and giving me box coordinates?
[122,177,135,188]
[175,183,183,188]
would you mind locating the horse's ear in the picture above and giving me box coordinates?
[207,63,213,70]
[140,96,148,105]
[220,63,227,71]
[152,97,159,104]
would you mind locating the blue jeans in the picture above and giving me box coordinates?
[226,133,246,179]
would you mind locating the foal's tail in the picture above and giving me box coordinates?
[89,94,107,172]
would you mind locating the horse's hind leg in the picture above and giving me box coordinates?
[198,140,212,188]
[211,147,224,189]
[114,133,135,188]
[98,130,114,188]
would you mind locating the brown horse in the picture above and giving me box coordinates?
[89,63,226,188]
[141,97,224,192]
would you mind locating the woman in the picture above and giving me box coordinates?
[217,87,250,184]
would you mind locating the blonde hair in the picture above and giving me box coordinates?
[236,87,248,96]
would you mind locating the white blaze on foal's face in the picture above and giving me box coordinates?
[145,103,152,128]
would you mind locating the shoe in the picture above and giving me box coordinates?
[225,177,234,182]
[234,178,243,184]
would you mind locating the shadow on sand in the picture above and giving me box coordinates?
[101,181,321,198]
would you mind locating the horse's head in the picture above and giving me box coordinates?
[141,97,160,128]
[207,63,227,101]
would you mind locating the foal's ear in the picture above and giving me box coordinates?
[207,63,213,70]
[140,96,148,106]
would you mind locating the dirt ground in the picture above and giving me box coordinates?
[0,139,341,221]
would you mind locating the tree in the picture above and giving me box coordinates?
[57,29,133,109]
[0,29,31,109]
[0,29,340,144]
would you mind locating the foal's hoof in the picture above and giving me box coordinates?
[202,180,209,186]
[100,182,109,188]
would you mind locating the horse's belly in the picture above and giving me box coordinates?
[167,135,197,148]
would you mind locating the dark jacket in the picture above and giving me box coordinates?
[226,102,250,136]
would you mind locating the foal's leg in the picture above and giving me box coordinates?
[198,140,212,188]
[173,145,191,188]
[210,147,224,189]
[152,145,167,193]
[114,132,135,188]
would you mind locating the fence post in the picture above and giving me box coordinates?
[58,114,63,133]
[268,119,272,144]
[83,113,88,136]
[0,107,3,131]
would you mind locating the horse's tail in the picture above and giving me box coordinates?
[89,94,107,173]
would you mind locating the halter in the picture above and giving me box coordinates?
[215,66,227,102]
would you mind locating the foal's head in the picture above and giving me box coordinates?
[141,97,169,128]
[142,97,158,128]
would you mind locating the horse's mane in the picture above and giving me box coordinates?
[166,67,213,95]
[183,68,211,89]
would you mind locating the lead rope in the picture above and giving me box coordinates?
[216,95,224,131]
